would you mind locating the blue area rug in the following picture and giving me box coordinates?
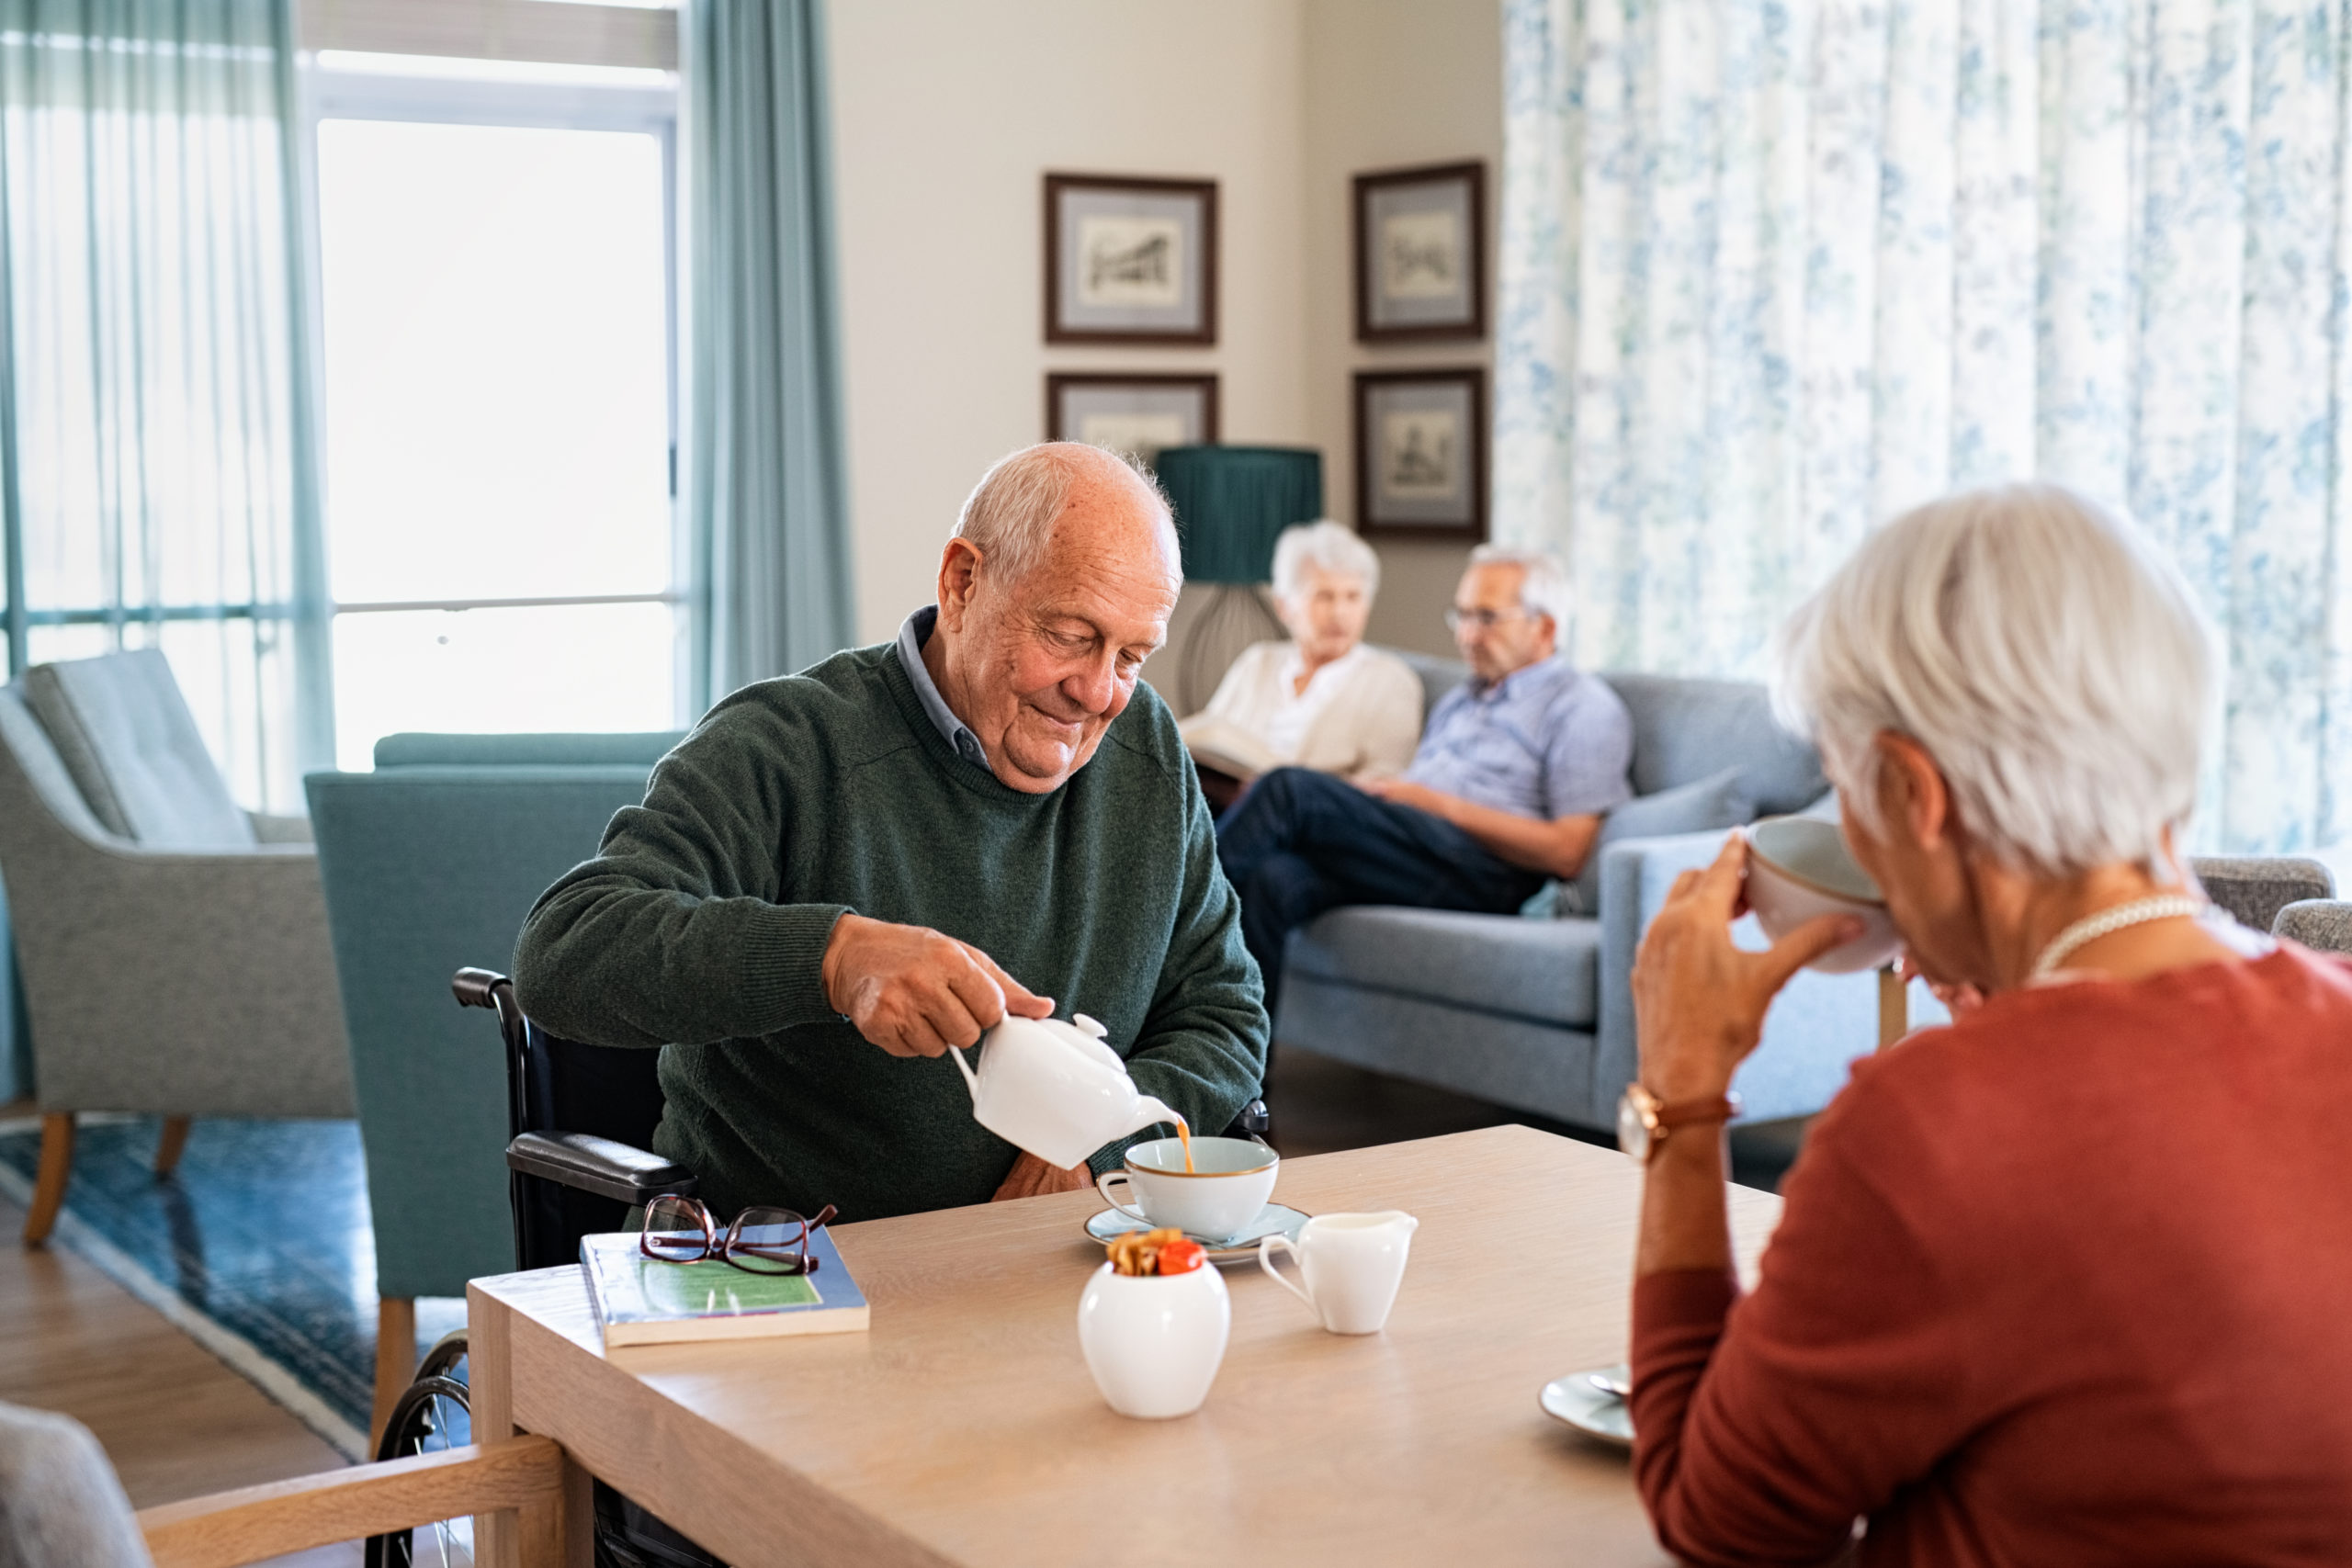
[0,1115,465,1457]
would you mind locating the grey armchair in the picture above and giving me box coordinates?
[0,649,353,1244]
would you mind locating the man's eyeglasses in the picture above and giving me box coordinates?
[638,1196,838,1276]
[1444,606,1535,634]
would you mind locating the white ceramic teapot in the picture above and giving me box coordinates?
[950,1012,1182,1170]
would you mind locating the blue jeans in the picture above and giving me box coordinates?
[1216,767,1544,1013]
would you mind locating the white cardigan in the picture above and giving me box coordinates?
[1179,641,1425,779]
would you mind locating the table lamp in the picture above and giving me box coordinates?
[1152,446,1325,710]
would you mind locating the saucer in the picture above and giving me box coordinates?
[1539,1364,1634,1449]
[1083,1201,1310,1260]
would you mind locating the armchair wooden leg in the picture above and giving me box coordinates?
[155,1115,193,1178]
[23,1112,74,1246]
[372,1295,417,1452]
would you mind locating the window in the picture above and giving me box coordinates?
[309,56,681,769]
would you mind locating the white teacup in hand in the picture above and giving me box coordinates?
[1257,1211,1418,1335]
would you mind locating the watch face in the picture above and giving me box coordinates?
[1616,1089,1652,1164]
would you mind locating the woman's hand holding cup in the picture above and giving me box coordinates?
[1633,836,1862,1102]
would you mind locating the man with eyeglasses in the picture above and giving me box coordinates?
[1216,545,1633,1010]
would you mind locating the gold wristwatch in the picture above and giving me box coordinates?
[1617,1083,1742,1165]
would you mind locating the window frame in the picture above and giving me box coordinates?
[300,60,688,725]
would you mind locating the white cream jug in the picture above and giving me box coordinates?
[951,1012,1182,1170]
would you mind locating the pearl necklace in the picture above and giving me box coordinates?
[2028,895,2207,980]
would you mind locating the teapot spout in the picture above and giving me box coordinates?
[1125,1094,1184,1141]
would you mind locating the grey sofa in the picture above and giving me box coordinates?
[1274,656,2352,1133]
[0,650,354,1243]
[1275,655,1870,1133]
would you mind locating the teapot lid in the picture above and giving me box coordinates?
[1072,1013,1107,1041]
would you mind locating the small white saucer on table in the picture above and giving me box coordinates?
[1083,1201,1310,1262]
[1540,1363,1634,1449]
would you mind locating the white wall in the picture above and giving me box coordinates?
[825,0,1503,669]
[1303,0,1503,660]
[827,0,1311,646]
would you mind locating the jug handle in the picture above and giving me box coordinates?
[948,1040,980,1102]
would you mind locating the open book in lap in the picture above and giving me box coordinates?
[1178,641,1425,785]
[1179,714,1282,784]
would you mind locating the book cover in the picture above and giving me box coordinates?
[581,1226,870,1348]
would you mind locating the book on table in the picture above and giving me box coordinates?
[581,1227,870,1348]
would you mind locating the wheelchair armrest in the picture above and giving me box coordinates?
[505,1132,698,1207]
[1223,1098,1270,1140]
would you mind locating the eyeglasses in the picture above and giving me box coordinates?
[638,1195,837,1276]
[1444,606,1535,634]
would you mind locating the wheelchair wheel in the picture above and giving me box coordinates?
[364,1371,473,1568]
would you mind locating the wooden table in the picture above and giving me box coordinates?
[468,1124,1780,1567]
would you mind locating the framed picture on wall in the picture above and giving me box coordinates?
[1046,373,1219,468]
[1354,367,1487,541]
[1353,160,1486,342]
[1045,173,1218,344]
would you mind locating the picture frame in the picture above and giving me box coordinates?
[1354,367,1487,542]
[1045,173,1218,345]
[1046,373,1220,468]
[1353,160,1486,342]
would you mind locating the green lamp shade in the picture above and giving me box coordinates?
[1156,446,1324,584]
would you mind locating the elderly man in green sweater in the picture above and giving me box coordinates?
[513,443,1269,1223]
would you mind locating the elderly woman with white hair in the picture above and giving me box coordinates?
[1623,486,2352,1564]
[1179,520,1423,809]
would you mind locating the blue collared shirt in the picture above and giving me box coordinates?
[1403,657,1634,820]
[895,606,991,770]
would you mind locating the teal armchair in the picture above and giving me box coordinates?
[305,732,679,1437]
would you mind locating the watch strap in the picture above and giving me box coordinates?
[1650,1090,1741,1132]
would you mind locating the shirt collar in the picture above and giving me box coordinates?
[1469,654,1564,702]
[896,606,991,771]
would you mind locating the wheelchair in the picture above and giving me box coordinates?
[368,965,1269,1567]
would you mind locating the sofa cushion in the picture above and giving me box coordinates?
[1284,906,1601,1029]
[1600,671,1826,817]
[22,649,253,849]
[1554,765,1751,915]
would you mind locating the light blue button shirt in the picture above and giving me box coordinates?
[1403,657,1634,820]
[896,606,991,771]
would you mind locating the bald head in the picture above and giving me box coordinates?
[927,444,1184,794]
[953,442,1181,592]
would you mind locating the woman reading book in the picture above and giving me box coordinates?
[1179,521,1423,813]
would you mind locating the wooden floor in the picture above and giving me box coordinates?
[0,1183,363,1566]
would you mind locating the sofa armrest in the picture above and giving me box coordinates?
[1595,829,1945,1125]
[1595,829,1740,1112]
[2275,898,2352,955]
[12,836,353,1116]
[245,810,314,844]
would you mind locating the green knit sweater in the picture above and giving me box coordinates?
[512,639,1269,1222]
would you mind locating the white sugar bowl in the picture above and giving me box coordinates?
[1076,1260,1230,1419]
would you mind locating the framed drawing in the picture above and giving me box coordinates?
[1353,161,1486,342]
[1046,373,1218,468]
[1045,173,1218,344]
[1354,367,1487,542]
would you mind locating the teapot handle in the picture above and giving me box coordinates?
[948,1040,981,1102]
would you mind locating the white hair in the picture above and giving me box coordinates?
[1272,520,1380,603]
[951,443,1175,586]
[1466,544,1573,632]
[1773,483,2219,876]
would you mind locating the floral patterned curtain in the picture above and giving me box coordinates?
[1497,0,2352,853]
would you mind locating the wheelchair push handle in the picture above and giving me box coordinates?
[452,966,509,1009]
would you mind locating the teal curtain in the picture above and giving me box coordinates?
[1498,0,2352,855]
[0,0,331,809]
[683,0,854,705]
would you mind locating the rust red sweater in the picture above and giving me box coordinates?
[1631,944,2352,1567]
